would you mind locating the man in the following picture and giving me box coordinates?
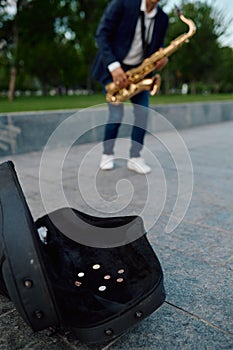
[92,0,169,174]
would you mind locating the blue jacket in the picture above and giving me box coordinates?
[92,0,169,84]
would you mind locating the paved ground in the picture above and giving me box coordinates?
[0,120,232,349]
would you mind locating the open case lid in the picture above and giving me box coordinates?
[0,160,165,344]
[0,161,59,331]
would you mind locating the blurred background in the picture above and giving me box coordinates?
[0,0,232,105]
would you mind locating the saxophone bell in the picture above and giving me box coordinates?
[150,74,161,96]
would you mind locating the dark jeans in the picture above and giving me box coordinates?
[103,90,149,158]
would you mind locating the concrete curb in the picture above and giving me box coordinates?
[0,101,232,156]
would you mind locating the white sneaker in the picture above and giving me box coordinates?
[127,157,151,174]
[100,154,114,170]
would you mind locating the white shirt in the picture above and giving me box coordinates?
[108,0,158,71]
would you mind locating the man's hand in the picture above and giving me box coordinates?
[111,67,129,88]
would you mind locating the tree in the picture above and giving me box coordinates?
[217,46,233,93]
[66,0,109,89]
[162,0,228,94]
[18,0,65,94]
[0,0,110,94]
[0,0,23,100]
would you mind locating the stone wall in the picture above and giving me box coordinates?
[0,101,232,156]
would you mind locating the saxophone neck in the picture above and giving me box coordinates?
[176,6,197,37]
[180,14,196,37]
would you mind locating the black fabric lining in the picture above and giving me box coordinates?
[35,208,162,327]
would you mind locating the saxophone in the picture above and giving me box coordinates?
[105,8,196,104]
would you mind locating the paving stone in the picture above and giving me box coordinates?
[108,303,233,350]
[0,310,73,350]
[0,120,233,349]
[0,296,14,315]
[153,247,232,333]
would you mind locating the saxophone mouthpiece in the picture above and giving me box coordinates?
[175,5,182,17]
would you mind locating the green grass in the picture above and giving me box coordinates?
[0,93,232,113]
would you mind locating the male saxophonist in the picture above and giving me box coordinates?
[92,0,169,174]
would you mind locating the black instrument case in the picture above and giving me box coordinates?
[0,161,165,343]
